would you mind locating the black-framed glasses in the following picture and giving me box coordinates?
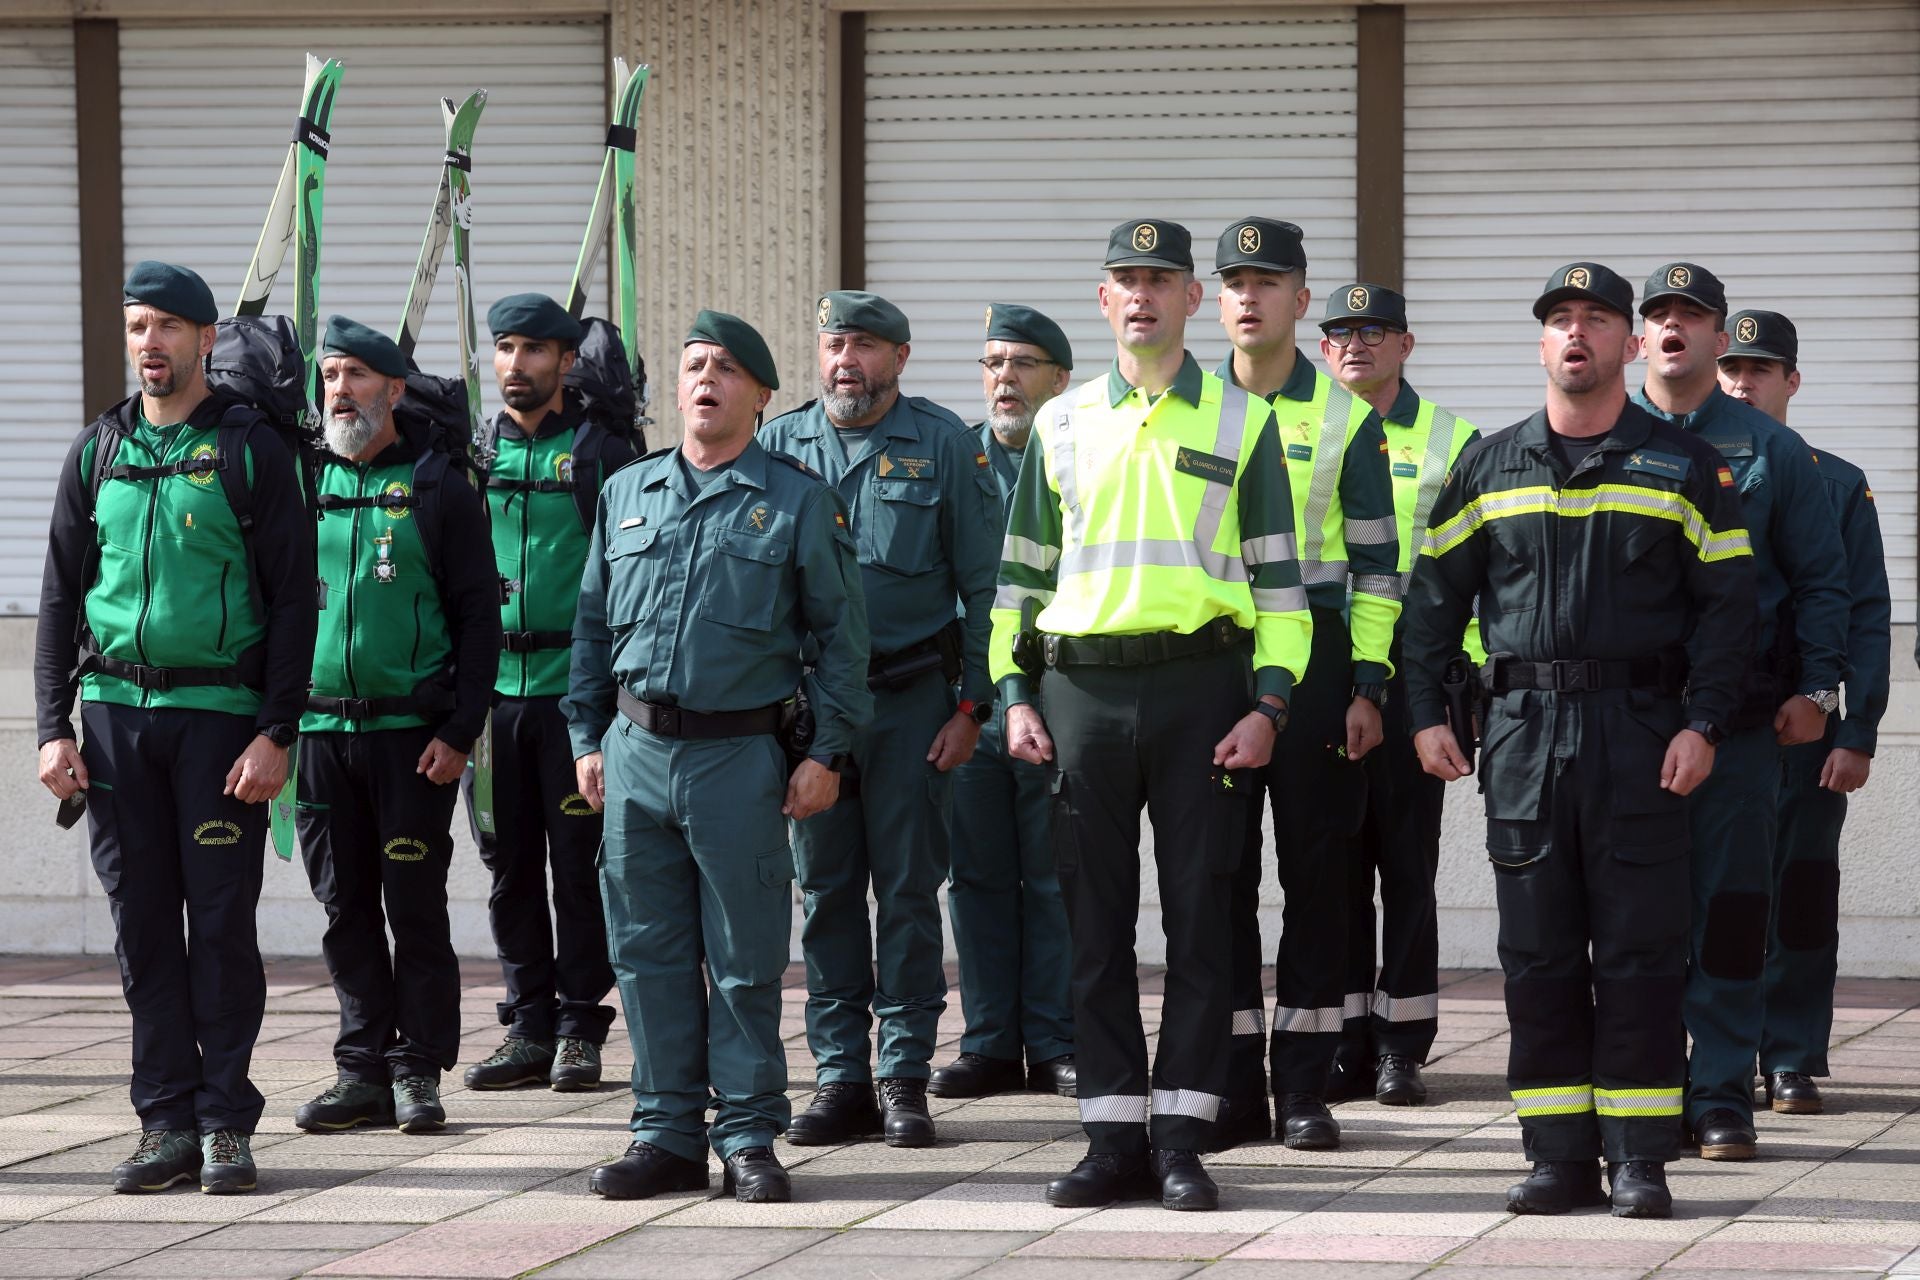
[1324,324,1399,348]
[978,356,1058,375]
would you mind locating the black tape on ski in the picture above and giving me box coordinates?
[295,117,331,157]
[604,123,636,152]
[444,150,471,171]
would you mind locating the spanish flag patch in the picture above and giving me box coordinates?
[1716,466,1735,489]
[975,452,989,468]
[1378,439,1389,453]
[834,512,848,527]
[1865,487,1875,502]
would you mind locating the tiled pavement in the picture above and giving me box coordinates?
[0,958,1917,1279]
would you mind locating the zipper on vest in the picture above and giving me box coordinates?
[216,561,231,652]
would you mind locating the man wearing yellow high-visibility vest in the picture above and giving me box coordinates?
[1319,283,1480,1110]
[1209,219,1402,1154]
[993,218,1310,1213]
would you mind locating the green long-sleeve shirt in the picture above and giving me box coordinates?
[1808,448,1891,754]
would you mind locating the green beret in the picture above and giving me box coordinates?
[1104,218,1192,271]
[123,260,217,326]
[487,293,582,345]
[685,309,779,391]
[1321,283,1407,331]
[817,291,910,344]
[320,315,409,379]
[984,302,1072,371]
[1722,309,1798,365]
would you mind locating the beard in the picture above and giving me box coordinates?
[500,370,560,412]
[821,366,899,423]
[323,393,389,459]
[986,392,1036,447]
[1547,349,1617,396]
[136,353,192,399]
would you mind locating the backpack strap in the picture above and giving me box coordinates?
[567,419,607,534]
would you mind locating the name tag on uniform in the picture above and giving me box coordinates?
[619,517,646,529]
[1622,450,1691,482]
[1174,447,1235,485]
[1286,442,1313,463]
[1391,462,1418,479]
[877,454,935,479]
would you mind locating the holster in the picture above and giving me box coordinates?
[1441,652,1483,775]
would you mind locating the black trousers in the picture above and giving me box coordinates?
[1344,659,1444,1062]
[297,726,461,1081]
[1044,644,1248,1156]
[80,703,268,1133]
[464,696,614,1044]
[1228,607,1367,1097]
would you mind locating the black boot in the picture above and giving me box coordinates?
[1026,1053,1077,1097]
[1607,1160,1673,1219]
[927,1052,1023,1098]
[1765,1071,1823,1115]
[722,1146,792,1203]
[1276,1092,1339,1150]
[1505,1160,1607,1215]
[784,1082,882,1146]
[589,1141,707,1200]
[1324,1049,1375,1104]
[1045,1152,1156,1208]
[877,1077,936,1148]
[1694,1107,1757,1161]
[1206,1094,1271,1152]
[1374,1054,1428,1106]
[1149,1149,1219,1211]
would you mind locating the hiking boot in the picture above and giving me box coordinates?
[1506,1159,1607,1215]
[200,1129,256,1195]
[1608,1160,1673,1218]
[877,1077,936,1148]
[294,1079,394,1133]
[551,1037,603,1092]
[111,1129,200,1194]
[785,1081,882,1146]
[1765,1071,1823,1115]
[463,1037,554,1090]
[393,1075,446,1134]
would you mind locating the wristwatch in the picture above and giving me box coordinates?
[1684,719,1726,747]
[956,698,993,725]
[1252,700,1289,733]
[807,752,851,774]
[258,722,297,748]
[1801,689,1840,715]
[1351,682,1388,710]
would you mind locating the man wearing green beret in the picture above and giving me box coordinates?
[928,303,1077,1102]
[1716,310,1891,1121]
[460,293,640,1096]
[761,289,1001,1149]
[35,261,317,1194]
[1317,283,1480,1111]
[290,316,501,1138]
[568,311,870,1203]
[1210,218,1401,1155]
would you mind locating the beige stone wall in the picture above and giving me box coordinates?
[614,0,836,442]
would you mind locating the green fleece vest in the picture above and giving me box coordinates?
[489,424,591,698]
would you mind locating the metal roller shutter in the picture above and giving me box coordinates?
[119,21,610,403]
[865,7,1359,415]
[0,26,82,614]
[1405,0,1920,619]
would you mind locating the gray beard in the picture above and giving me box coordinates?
[324,407,383,459]
[986,406,1035,448]
[820,369,899,424]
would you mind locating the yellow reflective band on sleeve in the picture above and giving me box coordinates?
[1594,1087,1684,1118]
[1421,483,1753,564]
[1511,1084,1595,1117]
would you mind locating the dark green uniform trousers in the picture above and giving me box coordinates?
[792,672,952,1082]
[947,709,1073,1063]
[1047,644,1248,1156]
[1683,725,1782,1125]
[1762,721,1845,1078]
[599,717,795,1161]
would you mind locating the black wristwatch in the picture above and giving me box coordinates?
[1684,719,1726,747]
[1352,682,1388,710]
[807,752,851,774]
[1252,700,1289,733]
[258,722,298,749]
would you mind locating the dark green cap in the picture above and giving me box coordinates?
[817,290,910,344]
[1533,262,1634,321]
[122,260,217,326]
[487,292,582,345]
[1103,218,1192,271]
[1640,262,1727,316]
[1721,309,1798,365]
[1321,282,1407,331]
[1214,217,1306,274]
[685,309,779,391]
[983,302,1072,371]
[320,315,409,379]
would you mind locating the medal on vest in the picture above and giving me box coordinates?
[373,529,398,583]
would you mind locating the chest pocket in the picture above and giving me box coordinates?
[603,524,664,628]
[701,526,788,631]
[865,478,941,575]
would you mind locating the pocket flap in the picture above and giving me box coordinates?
[716,528,789,564]
[874,479,940,506]
[608,526,657,558]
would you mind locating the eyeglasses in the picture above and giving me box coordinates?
[978,356,1057,375]
[1324,324,1400,348]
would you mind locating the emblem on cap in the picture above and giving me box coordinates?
[1736,315,1758,343]
[1132,223,1158,252]
[1237,224,1261,255]
[1564,267,1590,289]
[983,304,993,330]
[1667,265,1692,289]
[1348,286,1370,312]
[817,296,832,327]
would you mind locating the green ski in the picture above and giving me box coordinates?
[396,90,488,361]
[610,63,647,384]
[270,743,298,862]
[445,92,487,457]
[236,53,342,319]
[565,58,648,323]
[294,56,344,400]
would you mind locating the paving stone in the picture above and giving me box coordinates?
[0,1221,215,1248]
[188,1224,415,1250]
[966,1260,1204,1279]
[1421,1269,1648,1280]
[92,1248,354,1279]
[1014,1230,1255,1259]
[1442,1234,1685,1267]
[812,1229,1036,1256]
[1224,1234,1468,1262]
[1202,1265,1427,1280]
[1669,1239,1913,1270]
[306,1221,625,1277]
[539,1226,828,1279]
[0,1249,148,1276]
[741,1254,992,1279]
[855,1182,1100,1233]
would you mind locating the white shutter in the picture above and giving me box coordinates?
[0,26,81,615]
[865,7,1359,415]
[1405,0,1920,619]
[119,21,610,402]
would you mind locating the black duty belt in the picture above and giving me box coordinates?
[616,687,781,739]
[79,647,263,693]
[869,618,964,691]
[1483,653,1685,695]
[502,630,572,653]
[306,689,455,719]
[1043,618,1250,669]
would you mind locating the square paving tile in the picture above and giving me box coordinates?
[307,1220,625,1277]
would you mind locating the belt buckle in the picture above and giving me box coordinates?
[137,665,173,693]
[1118,635,1147,666]
[1554,659,1600,693]
[654,704,681,737]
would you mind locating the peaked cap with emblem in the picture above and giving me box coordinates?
[1533,261,1634,321]
[487,292,582,345]
[685,309,779,390]
[123,260,218,326]
[816,290,910,344]
[320,315,409,379]
[1321,282,1407,331]
[983,302,1072,370]
[1721,309,1798,366]
[1213,217,1306,274]
[1640,261,1727,316]
[1103,218,1193,271]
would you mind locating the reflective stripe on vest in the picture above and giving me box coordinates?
[1404,400,1459,584]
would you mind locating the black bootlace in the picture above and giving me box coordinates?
[206,1130,243,1164]
[557,1038,593,1066]
[395,1076,437,1104]
[879,1078,926,1107]
[131,1130,168,1160]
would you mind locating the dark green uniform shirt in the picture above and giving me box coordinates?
[1807,449,1891,754]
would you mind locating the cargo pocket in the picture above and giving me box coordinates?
[702,528,788,630]
[1606,692,1689,865]
[604,524,664,628]
[1049,771,1079,876]
[866,480,941,575]
[1479,693,1549,870]
[756,844,796,888]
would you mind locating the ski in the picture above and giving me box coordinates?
[270,744,299,862]
[293,56,345,399]
[236,54,342,319]
[565,58,648,322]
[446,91,487,454]
[610,64,648,386]
[396,90,487,361]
